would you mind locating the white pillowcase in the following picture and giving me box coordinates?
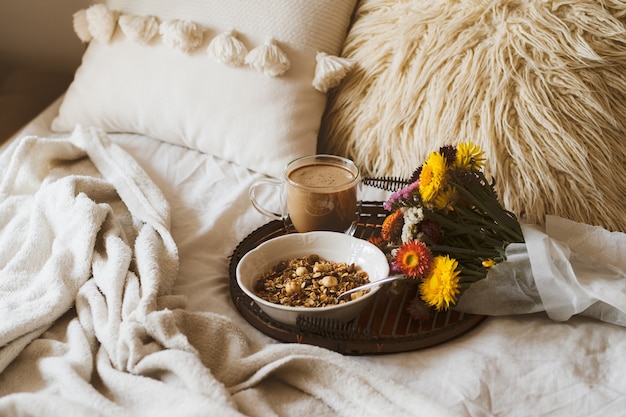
[53,0,357,178]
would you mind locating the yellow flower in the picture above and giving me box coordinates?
[419,255,461,310]
[419,151,448,203]
[433,186,456,211]
[482,259,495,268]
[455,142,485,171]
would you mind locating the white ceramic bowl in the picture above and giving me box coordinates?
[236,231,390,326]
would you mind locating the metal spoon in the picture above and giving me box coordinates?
[337,274,406,300]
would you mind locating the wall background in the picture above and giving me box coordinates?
[0,0,90,73]
[0,1,95,142]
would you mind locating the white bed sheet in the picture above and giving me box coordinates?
[2,101,626,417]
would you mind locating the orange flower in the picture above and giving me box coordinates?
[381,209,404,242]
[394,240,433,279]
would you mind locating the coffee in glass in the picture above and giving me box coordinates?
[250,155,361,233]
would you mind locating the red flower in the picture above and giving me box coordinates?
[368,236,386,250]
[394,240,433,279]
[406,297,432,323]
[417,220,443,244]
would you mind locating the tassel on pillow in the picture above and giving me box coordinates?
[245,39,291,77]
[159,19,204,53]
[313,52,355,93]
[85,4,118,43]
[119,15,160,45]
[73,9,92,43]
[207,30,248,67]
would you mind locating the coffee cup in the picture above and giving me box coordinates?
[250,155,361,233]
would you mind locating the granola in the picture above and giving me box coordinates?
[254,254,371,307]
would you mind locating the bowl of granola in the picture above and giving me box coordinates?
[236,231,390,326]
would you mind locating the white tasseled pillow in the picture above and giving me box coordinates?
[54,0,357,178]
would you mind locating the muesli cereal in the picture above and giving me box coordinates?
[254,254,370,307]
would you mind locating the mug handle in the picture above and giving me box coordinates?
[249,178,283,220]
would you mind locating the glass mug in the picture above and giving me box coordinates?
[250,155,361,234]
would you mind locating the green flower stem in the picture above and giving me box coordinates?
[451,174,510,214]
[425,210,507,249]
[429,244,497,259]
[459,269,486,280]
[449,181,523,243]
[455,185,517,234]
[452,206,517,242]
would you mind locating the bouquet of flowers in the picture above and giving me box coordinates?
[370,142,524,312]
[371,142,626,328]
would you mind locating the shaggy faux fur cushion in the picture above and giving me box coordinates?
[319,0,626,231]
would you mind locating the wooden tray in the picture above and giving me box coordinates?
[228,201,485,355]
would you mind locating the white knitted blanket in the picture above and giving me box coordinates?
[0,126,453,417]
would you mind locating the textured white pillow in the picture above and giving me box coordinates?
[319,0,626,232]
[53,0,357,178]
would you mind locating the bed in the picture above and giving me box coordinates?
[1,1,626,416]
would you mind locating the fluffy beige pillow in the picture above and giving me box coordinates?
[54,0,357,178]
[319,0,626,231]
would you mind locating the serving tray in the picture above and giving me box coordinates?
[228,201,485,355]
